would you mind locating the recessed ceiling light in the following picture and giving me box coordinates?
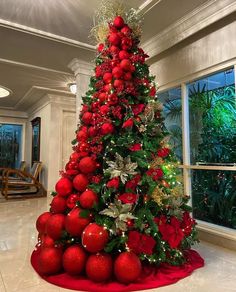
[0,86,12,98]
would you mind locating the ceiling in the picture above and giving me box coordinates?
[0,0,211,112]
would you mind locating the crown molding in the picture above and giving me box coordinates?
[68,58,94,77]
[142,0,236,61]
[138,0,163,15]
[0,108,28,118]
[0,57,74,76]
[0,19,96,51]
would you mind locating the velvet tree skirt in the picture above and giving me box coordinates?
[31,249,204,292]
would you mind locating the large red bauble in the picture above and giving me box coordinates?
[114,252,141,284]
[101,123,114,135]
[98,92,107,102]
[88,126,98,137]
[110,45,119,55]
[82,112,93,125]
[121,25,131,36]
[82,223,109,253]
[119,50,130,60]
[113,16,125,29]
[123,72,132,81]
[80,189,98,209]
[38,247,63,275]
[46,214,65,240]
[55,177,73,197]
[65,208,91,236]
[62,245,87,275]
[114,79,124,89]
[108,32,120,46]
[66,193,80,209]
[103,84,112,93]
[73,174,88,192]
[41,234,55,248]
[51,195,67,214]
[70,151,80,161]
[100,105,110,115]
[112,66,123,79]
[79,157,96,174]
[103,72,113,84]
[120,59,132,71]
[76,130,88,142]
[36,212,52,234]
[86,253,113,282]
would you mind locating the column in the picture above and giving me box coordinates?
[68,58,93,126]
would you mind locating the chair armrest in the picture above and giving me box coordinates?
[3,169,29,181]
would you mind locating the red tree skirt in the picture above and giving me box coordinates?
[31,249,204,292]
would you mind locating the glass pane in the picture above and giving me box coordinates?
[187,68,236,164]
[158,86,182,162]
[0,124,23,168]
[192,169,236,229]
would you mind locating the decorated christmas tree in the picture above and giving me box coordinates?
[32,3,203,290]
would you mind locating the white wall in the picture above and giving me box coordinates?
[149,17,236,88]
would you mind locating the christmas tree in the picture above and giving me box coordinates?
[33,3,200,286]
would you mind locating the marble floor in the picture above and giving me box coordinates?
[0,196,236,292]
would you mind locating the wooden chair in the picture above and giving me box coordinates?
[0,161,26,179]
[1,161,46,199]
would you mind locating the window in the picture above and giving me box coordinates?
[158,67,236,230]
[0,124,23,168]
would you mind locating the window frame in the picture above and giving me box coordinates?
[157,61,236,234]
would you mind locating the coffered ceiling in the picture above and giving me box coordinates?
[0,0,230,112]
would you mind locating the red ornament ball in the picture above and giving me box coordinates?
[101,123,114,135]
[88,126,98,137]
[65,207,91,236]
[79,156,96,174]
[108,32,120,46]
[113,16,125,29]
[46,214,65,240]
[100,105,110,115]
[113,79,124,89]
[119,50,130,60]
[110,45,120,55]
[80,189,98,209]
[66,193,80,209]
[73,174,88,192]
[112,66,123,79]
[76,130,88,142]
[41,234,55,248]
[103,72,113,84]
[82,223,109,253]
[70,151,81,161]
[123,72,132,81]
[36,212,52,234]
[86,253,113,282]
[38,247,63,275]
[98,92,107,102]
[62,245,87,275]
[51,195,67,214]
[120,59,132,71]
[82,112,93,125]
[55,177,73,197]
[114,252,141,284]
[121,25,131,36]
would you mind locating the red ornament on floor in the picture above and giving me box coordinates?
[38,247,63,275]
[82,223,109,253]
[62,245,87,275]
[86,253,113,282]
[114,252,142,284]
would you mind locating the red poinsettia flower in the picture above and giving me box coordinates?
[157,147,170,158]
[146,168,164,181]
[158,216,184,248]
[122,118,134,128]
[118,193,137,204]
[181,212,196,236]
[107,177,120,189]
[125,174,141,191]
[127,231,156,255]
[129,143,142,151]
[132,104,145,115]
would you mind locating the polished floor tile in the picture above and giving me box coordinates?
[0,196,236,292]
